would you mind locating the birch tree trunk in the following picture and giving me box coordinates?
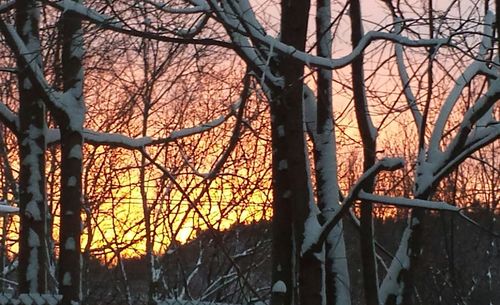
[315,0,351,304]
[16,0,48,293]
[58,2,85,303]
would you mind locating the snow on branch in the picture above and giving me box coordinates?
[358,192,459,212]
[0,20,85,130]
[428,11,496,159]
[211,0,450,70]
[0,205,18,213]
[47,0,121,26]
[414,81,500,196]
[432,122,499,185]
[392,17,423,131]
[442,80,500,160]
[166,114,227,140]
[301,158,405,256]
[171,14,209,38]
[207,0,281,88]
[0,102,18,133]
[87,102,237,149]
[1,85,240,151]
[0,22,53,100]
[297,31,448,70]
[0,1,15,14]
[44,101,242,149]
[379,224,412,304]
[43,0,232,48]
[0,199,18,213]
[143,0,210,14]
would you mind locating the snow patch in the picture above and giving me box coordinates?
[60,91,85,131]
[63,272,72,286]
[67,176,77,187]
[20,125,44,215]
[25,200,42,220]
[169,115,225,139]
[301,214,322,255]
[23,78,33,90]
[278,159,288,170]
[27,229,40,292]
[277,125,285,137]
[0,204,18,214]
[28,229,40,247]
[272,280,286,293]
[65,237,76,251]
[68,145,82,159]
[379,226,412,304]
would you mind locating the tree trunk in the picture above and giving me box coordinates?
[315,0,351,304]
[349,1,379,305]
[270,1,312,305]
[58,3,85,304]
[140,93,159,305]
[16,0,48,294]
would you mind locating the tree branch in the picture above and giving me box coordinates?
[302,158,405,256]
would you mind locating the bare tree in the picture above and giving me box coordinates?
[15,0,48,294]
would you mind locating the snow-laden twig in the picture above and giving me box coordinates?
[172,14,209,38]
[0,1,15,13]
[428,10,496,159]
[357,192,460,212]
[179,244,204,299]
[0,204,18,214]
[302,158,405,256]
[434,122,499,180]
[392,17,423,131]
[42,0,232,48]
[209,0,450,70]
[207,0,282,88]
[416,84,500,196]
[0,102,18,132]
[2,259,17,277]
[199,271,238,300]
[143,0,210,14]
[43,98,241,148]
[379,223,413,304]
[0,277,17,286]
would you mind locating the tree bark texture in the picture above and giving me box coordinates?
[315,0,351,304]
[58,4,85,304]
[349,1,379,305]
[16,0,48,293]
[270,1,312,305]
